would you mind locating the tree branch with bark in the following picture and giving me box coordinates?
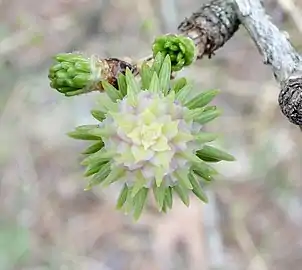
[177,0,302,128]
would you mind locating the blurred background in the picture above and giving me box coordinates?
[1,0,302,269]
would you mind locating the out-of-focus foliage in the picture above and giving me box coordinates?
[0,223,30,269]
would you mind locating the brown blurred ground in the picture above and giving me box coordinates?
[0,0,302,269]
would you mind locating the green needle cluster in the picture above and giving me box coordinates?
[66,52,235,220]
[48,53,101,96]
[152,34,197,72]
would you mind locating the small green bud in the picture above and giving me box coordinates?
[152,34,197,71]
[48,53,105,96]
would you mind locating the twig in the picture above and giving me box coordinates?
[176,0,302,128]
[233,0,302,129]
[178,0,240,59]
[234,0,301,82]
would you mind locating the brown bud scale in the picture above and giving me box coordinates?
[94,58,137,91]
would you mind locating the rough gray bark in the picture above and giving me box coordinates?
[279,74,302,126]
[235,0,302,82]
[234,0,302,128]
[178,0,240,59]
[177,0,302,129]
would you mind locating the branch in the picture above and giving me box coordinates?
[235,0,301,82]
[178,0,240,59]
[177,0,302,128]
[234,0,302,127]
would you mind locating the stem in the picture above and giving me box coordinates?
[178,0,240,59]
[233,0,302,127]
[176,0,302,127]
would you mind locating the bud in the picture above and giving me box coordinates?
[48,53,137,96]
[152,34,197,71]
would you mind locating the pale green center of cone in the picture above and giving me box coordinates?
[103,90,203,189]
[141,123,162,149]
[128,121,171,152]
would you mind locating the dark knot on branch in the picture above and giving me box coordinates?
[279,74,302,127]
